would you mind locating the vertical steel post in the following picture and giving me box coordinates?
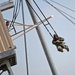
[5,60,14,75]
[26,0,58,75]
[21,0,29,75]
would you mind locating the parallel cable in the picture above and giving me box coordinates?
[48,0,75,20]
[9,0,18,30]
[49,0,75,12]
[26,0,53,38]
[58,9,75,20]
[43,0,75,25]
[33,0,57,35]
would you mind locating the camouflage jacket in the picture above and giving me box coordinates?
[52,37,64,46]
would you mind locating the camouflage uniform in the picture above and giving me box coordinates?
[52,34,69,52]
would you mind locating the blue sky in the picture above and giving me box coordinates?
[1,0,75,75]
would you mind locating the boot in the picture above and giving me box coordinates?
[61,44,69,52]
[65,45,69,52]
[57,46,63,52]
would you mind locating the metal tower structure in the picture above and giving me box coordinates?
[0,0,58,75]
[0,1,16,75]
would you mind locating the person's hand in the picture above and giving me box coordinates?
[56,40,60,43]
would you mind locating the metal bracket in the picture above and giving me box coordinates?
[0,60,14,75]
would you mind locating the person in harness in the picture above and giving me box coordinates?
[52,34,69,52]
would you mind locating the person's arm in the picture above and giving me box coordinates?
[52,40,56,44]
[59,37,64,41]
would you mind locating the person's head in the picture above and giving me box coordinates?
[6,21,10,26]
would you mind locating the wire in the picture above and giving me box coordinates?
[26,0,54,38]
[33,0,57,35]
[43,0,75,25]
[9,0,18,30]
[48,0,75,20]
[9,0,22,33]
[58,9,75,20]
[49,0,75,12]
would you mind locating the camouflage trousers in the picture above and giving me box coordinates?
[56,44,69,52]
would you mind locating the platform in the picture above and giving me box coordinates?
[0,49,17,71]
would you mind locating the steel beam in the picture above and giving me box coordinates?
[0,0,14,11]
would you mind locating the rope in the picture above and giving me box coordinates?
[26,0,53,38]
[49,0,75,12]
[33,0,57,35]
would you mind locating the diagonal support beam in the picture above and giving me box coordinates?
[11,16,53,41]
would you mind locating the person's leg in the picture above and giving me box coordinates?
[64,45,69,51]
[60,43,69,52]
[57,46,63,52]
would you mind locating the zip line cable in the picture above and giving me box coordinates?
[26,0,53,38]
[49,0,75,12]
[12,0,19,21]
[33,0,57,35]
[21,1,29,75]
[43,0,75,25]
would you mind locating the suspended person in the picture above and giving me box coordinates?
[6,21,10,29]
[52,34,69,52]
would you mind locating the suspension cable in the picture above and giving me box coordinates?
[33,0,57,35]
[58,9,75,20]
[44,0,75,20]
[49,0,75,12]
[43,0,75,25]
[9,0,19,30]
[26,0,53,38]
[21,1,29,75]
